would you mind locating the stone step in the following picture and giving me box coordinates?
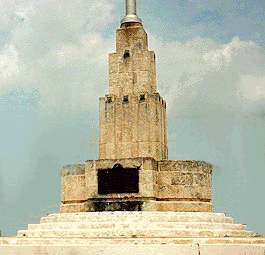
[40,212,233,224]
[17,228,254,238]
[1,237,263,246]
[28,222,246,231]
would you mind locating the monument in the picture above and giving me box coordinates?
[1,1,265,254]
[60,0,213,215]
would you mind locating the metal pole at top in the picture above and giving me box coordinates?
[121,0,142,25]
[126,0,137,15]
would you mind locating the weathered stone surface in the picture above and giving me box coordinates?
[14,211,254,239]
[27,221,246,232]
[41,212,234,224]
[60,203,87,213]
[155,160,212,205]
[154,201,214,212]
[61,164,85,176]
[1,242,265,255]
[99,22,167,161]
[2,211,264,254]
[61,164,87,203]
[60,158,213,213]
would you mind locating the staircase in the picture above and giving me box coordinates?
[2,211,262,247]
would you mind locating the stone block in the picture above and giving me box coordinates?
[85,166,97,184]
[158,160,178,171]
[137,70,151,85]
[85,160,95,171]
[61,175,87,202]
[142,158,157,171]
[131,143,139,158]
[109,53,119,74]
[95,159,116,169]
[171,172,193,186]
[199,245,265,255]
[60,203,87,213]
[105,124,115,143]
[98,143,106,159]
[133,52,152,71]
[121,158,142,168]
[116,25,148,53]
[109,73,120,88]
[147,142,157,159]
[155,160,212,204]
[122,124,132,142]
[138,142,149,157]
[120,143,132,158]
[105,143,116,159]
[155,201,214,213]
[139,170,154,197]
[61,164,85,177]
[142,200,156,211]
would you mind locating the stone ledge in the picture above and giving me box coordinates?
[1,237,265,246]
[61,164,85,176]
[41,211,233,223]
[27,222,246,231]
[17,225,254,238]
[154,201,214,212]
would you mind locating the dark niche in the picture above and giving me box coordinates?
[123,50,130,59]
[98,163,139,194]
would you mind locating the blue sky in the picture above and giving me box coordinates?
[0,0,265,236]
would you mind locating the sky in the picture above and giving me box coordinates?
[0,0,265,237]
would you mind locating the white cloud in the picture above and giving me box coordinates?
[239,75,265,101]
[0,0,116,120]
[35,33,115,120]
[149,34,265,118]
[0,45,19,78]
[0,44,21,94]
[203,37,256,69]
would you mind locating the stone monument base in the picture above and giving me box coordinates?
[61,158,213,214]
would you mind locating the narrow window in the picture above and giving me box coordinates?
[106,96,112,103]
[123,95,129,102]
[123,50,130,59]
[140,94,145,101]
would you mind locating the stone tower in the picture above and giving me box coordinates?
[60,0,213,213]
[98,2,167,161]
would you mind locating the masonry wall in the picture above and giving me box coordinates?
[156,160,212,201]
[99,93,167,160]
[60,158,213,213]
[98,22,167,161]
